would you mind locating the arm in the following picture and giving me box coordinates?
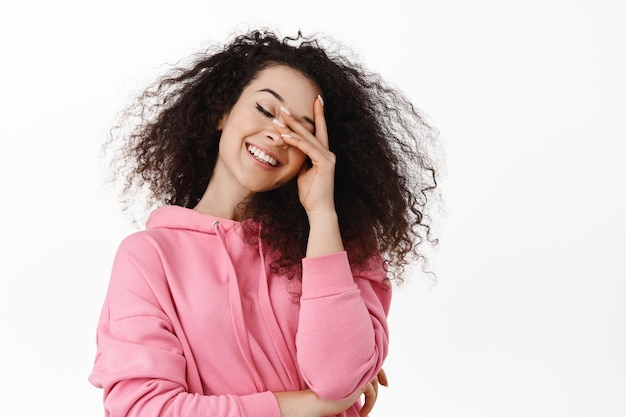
[296,251,391,401]
[275,366,388,417]
[276,98,391,402]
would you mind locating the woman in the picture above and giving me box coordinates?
[89,28,440,417]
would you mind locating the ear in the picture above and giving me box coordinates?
[217,113,229,131]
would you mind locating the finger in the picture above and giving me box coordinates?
[377,368,389,387]
[371,375,379,399]
[359,383,377,417]
[278,106,312,139]
[313,95,329,149]
[279,96,329,150]
[276,117,320,156]
[280,133,335,169]
[277,104,335,169]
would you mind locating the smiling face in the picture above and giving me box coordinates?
[212,65,320,198]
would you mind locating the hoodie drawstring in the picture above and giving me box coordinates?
[212,220,266,392]
[257,237,301,389]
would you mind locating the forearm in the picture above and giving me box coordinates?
[97,378,280,417]
[296,252,390,400]
[305,209,344,258]
[274,388,362,417]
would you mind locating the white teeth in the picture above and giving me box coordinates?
[247,145,278,167]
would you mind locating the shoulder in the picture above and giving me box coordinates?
[111,227,191,281]
[116,229,165,258]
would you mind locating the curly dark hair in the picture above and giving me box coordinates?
[105,28,442,282]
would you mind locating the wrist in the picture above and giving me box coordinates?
[305,211,344,258]
[274,390,319,417]
[306,208,338,227]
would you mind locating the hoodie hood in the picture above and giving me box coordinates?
[146,205,241,234]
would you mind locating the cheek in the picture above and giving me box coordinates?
[217,132,234,156]
[275,151,306,187]
[289,150,308,173]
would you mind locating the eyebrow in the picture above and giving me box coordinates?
[258,88,315,128]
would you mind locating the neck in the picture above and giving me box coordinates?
[193,164,252,220]
[193,184,250,221]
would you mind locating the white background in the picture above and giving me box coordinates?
[1,1,625,416]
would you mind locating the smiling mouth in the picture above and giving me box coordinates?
[247,144,279,167]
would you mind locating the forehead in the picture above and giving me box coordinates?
[245,65,320,104]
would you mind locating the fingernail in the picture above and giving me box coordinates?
[273,118,285,128]
[280,106,291,116]
[317,94,324,107]
[281,133,293,139]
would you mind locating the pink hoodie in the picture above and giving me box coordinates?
[89,206,391,417]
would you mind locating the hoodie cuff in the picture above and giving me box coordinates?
[238,391,281,417]
[301,251,359,299]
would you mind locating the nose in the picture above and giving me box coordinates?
[267,121,287,148]
[267,131,287,148]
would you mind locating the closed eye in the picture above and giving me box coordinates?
[256,103,274,118]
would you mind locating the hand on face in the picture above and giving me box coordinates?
[273,95,336,216]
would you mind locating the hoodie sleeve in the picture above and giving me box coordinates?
[88,236,281,417]
[296,251,391,401]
